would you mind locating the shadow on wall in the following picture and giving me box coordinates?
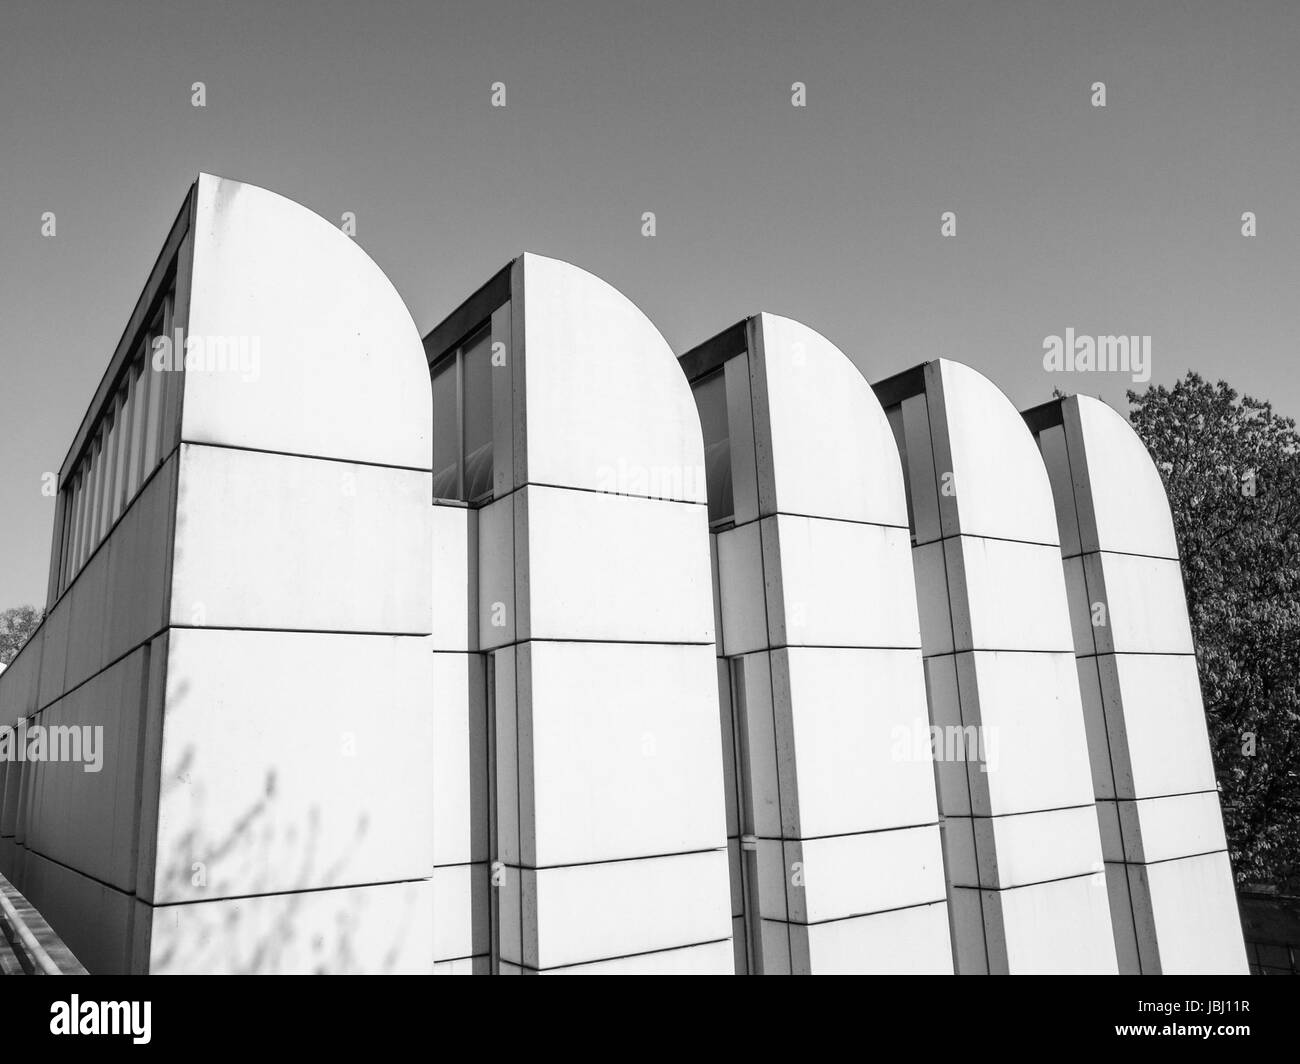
[147,681,416,975]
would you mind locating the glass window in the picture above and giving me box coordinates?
[56,282,178,595]
[99,417,116,539]
[86,439,103,563]
[461,327,494,503]
[127,353,146,499]
[111,387,130,523]
[693,370,734,525]
[76,460,91,570]
[431,358,459,500]
[142,338,162,475]
[430,322,496,505]
[65,474,83,588]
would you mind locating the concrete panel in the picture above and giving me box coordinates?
[171,445,433,635]
[899,393,941,545]
[781,647,937,836]
[945,536,1074,653]
[1117,792,1227,864]
[527,849,731,970]
[1075,657,1114,800]
[790,826,947,922]
[526,641,727,866]
[734,652,782,838]
[802,902,954,975]
[971,805,1104,890]
[752,314,908,527]
[921,655,971,817]
[1064,396,1179,559]
[987,872,1118,974]
[1106,862,1142,973]
[36,594,69,711]
[432,652,486,867]
[956,651,1097,817]
[1035,423,1082,558]
[147,879,435,974]
[151,628,434,903]
[1100,653,1218,799]
[716,522,767,657]
[912,540,954,657]
[1087,552,1196,655]
[520,254,706,502]
[765,517,920,649]
[431,863,489,963]
[22,647,148,892]
[19,850,137,974]
[102,455,175,667]
[431,504,474,651]
[477,495,516,651]
[1061,554,1098,655]
[492,648,520,867]
[754,838,791,921]
[183,174,432,470]
[64,543,109,693]
[520,486,714,644]
[928,360,1061,545]
[544,939,733,975]
[0,624,42,721]
[1135,851,1249,973]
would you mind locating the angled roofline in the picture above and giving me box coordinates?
[58,181,197,484]
[1022,396,1067,434]
[677,319,750,384]
[422,259,514,365]
[870,362,931,409]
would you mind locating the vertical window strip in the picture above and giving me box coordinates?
[55,279,178,596]
[127,352,146,499]
[74,460,89,576]
[111,388,129,524]
[82,441,99,567]
[98,419,115,541]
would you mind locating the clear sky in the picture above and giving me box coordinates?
[2,0,1298,608]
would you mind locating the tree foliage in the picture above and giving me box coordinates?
[1128,372,1300,889]
[0,604,44,667]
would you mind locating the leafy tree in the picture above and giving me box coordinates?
[1128,372,1300,890]
[0,604,44,667]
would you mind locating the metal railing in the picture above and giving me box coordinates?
[0,872,87,975]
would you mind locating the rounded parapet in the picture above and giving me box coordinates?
[183,174,432,470]
[931,359,1061,545]
[1064,395,1179,559]
[519,253,706,503]
[753,313,908,527]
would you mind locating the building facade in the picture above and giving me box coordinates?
[0,175,1247,973]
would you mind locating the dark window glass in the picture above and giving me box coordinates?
[693,369,733,524]
[431,358,459,500]
[461,327,494,503]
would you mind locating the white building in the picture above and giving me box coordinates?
[0,176,1247,974]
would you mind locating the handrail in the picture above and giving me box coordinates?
[0,872,87,975]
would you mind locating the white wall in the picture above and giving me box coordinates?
[887,360,1116,974]
[1035,396,1247,973]
[707,315,951,974]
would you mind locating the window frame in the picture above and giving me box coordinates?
[54,280,177,596]
[693,367,736,530]
[430,320,494,507]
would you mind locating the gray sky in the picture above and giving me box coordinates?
[2,0,1298,607]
